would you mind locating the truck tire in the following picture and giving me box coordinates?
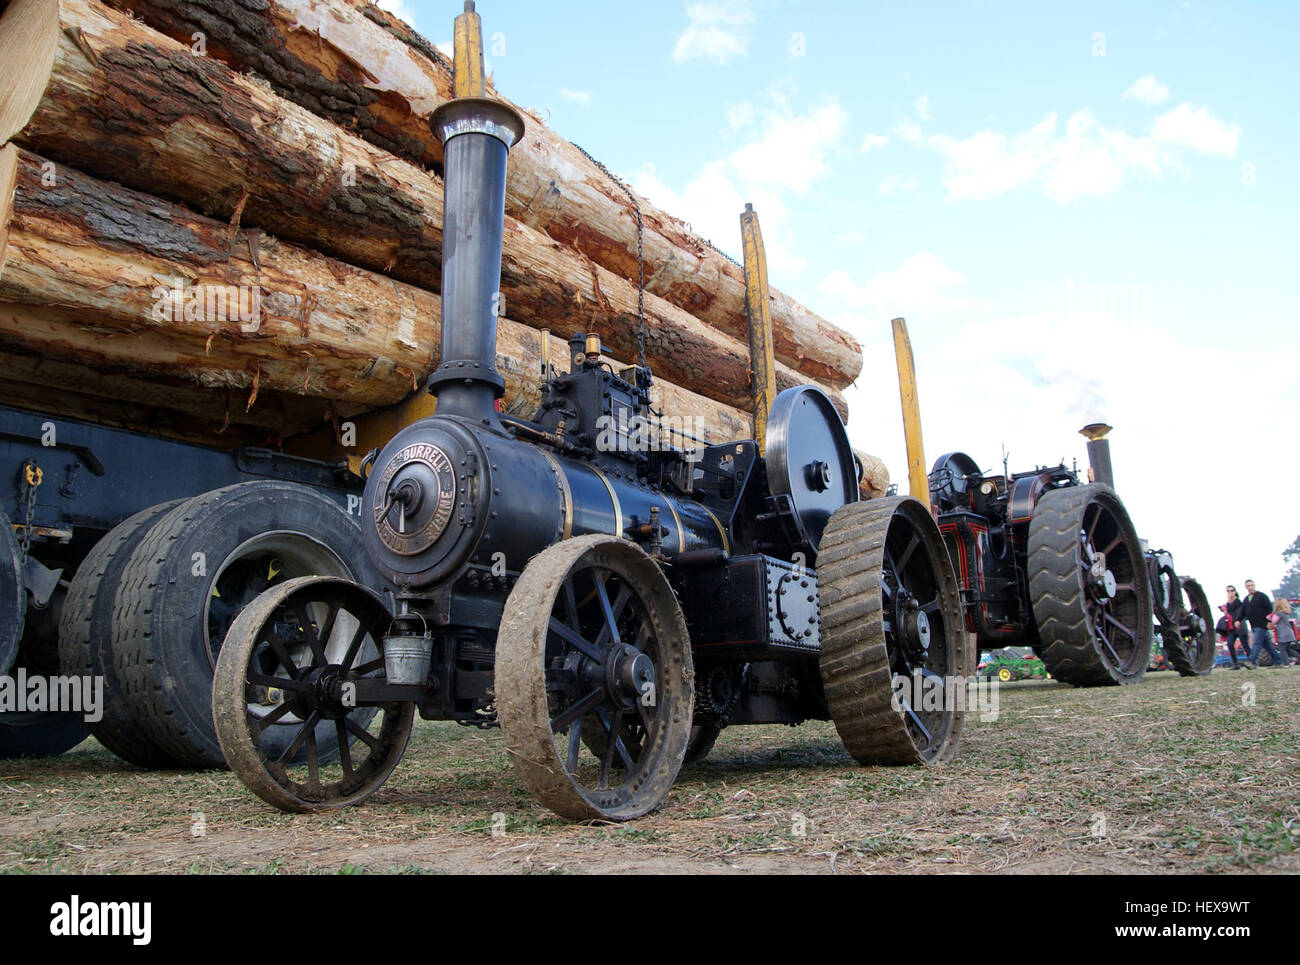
[109,481,379,768]
[0,711,88,759]
[1028,485,1151,686]
[1,513,24,674]
[58,500,186,768]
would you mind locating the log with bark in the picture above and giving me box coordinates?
[0,0,850,418]
[97,0,863,390]
[0,146,759,448]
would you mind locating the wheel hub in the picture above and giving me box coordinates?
[1086,549,1116,599]
[282,665,351,720]
[607,645,655,709]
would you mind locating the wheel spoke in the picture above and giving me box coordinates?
[900,699,933,745]
[1103,611,1137,640]
[264,632,303,680]
[340,621,370,671]
[895,532,921,574]
[548,617,603,661]
[305,727,320,789]
[246,672,312,693]
[593,572,623,647]
[275,710,320,764]
[353,657,384,676]
[336,719,353,776]
[598,709,624,789]
[565,718,582,774]
[291,605,329,666]
[248,700,293,733]
[345,716,382,751]
[550,688,603,733]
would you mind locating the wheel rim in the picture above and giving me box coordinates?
[212,577,413,812]
[1179,578,1216,674]
[1076,499,1146,677]
[882,502,962,755]
[998,667,1012,682]
[497,536,693,822]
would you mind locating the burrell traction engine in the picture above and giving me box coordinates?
[929,451,1152,686]
[211,6,966,822]
[928,425,1213,687]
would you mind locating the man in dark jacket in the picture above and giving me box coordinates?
[1241,579,1285,667]
[1222,586,1250,667]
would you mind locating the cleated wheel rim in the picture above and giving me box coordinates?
[213,576,413,812]
[1029,485,1151,686]
[497,535,693,822]
[817,497,968,766]
[1175,577,1216,676]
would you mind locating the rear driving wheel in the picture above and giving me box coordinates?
[1029,485,1151,686]
[817,497,968,765]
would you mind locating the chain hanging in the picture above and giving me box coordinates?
[572,143,646,369]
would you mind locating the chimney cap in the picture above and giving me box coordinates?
[1080,423,1112,441]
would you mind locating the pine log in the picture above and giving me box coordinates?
[97,0,863,390]
[0,147,757,444]
[0,0,850,419]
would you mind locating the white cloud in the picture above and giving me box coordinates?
[877,174,915,195]
[558,88,592,106]
[894,117,923,143]
[915,95,932,120]
[377,0,413,26]
[1123,75,1170,106]
[828,245,1300,595]
[672,1,754,65]
[631,95,849,275]
[1151,102,1241,156]
[923,103,1241,202]
[861,131,889,152]
[820,254,966,320]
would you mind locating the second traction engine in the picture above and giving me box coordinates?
[212,3,968,822]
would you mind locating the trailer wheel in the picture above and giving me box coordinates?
[1,514,24,674]
[1028,484,1151,686]
[110,482,378,768]
[497,535,694,821]
[58,500,186,768]
[0,711,88,759]
[817,497,967,765]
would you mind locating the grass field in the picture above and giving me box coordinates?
[2,668,1297,874]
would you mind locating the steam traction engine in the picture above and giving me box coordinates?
[211,20,966,822]
[928,425,1213,686]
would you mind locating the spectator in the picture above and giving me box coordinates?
[1268,598,1299,665]
[1241,579,1285,668]
[1221,585,1250,668]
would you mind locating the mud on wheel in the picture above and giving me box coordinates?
[1169,577,1216,676]
[1028,484,1151,686]
[817,497,968,765]
[213,576,413,812]
[496,535,694,822]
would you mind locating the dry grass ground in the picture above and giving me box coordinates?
[1,668,1296,874]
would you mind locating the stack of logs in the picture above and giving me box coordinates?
[0,0,886,494]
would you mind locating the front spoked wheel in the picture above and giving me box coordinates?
[212,576,414,812]
[497,536,693,821]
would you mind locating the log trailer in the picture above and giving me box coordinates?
[210,3,969,822]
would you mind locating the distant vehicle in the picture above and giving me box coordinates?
[978,647,1049,682]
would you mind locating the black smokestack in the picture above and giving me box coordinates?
[1080,423,1114,488]
[426,96,525,419]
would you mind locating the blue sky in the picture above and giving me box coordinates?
[390,0,1299,599]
